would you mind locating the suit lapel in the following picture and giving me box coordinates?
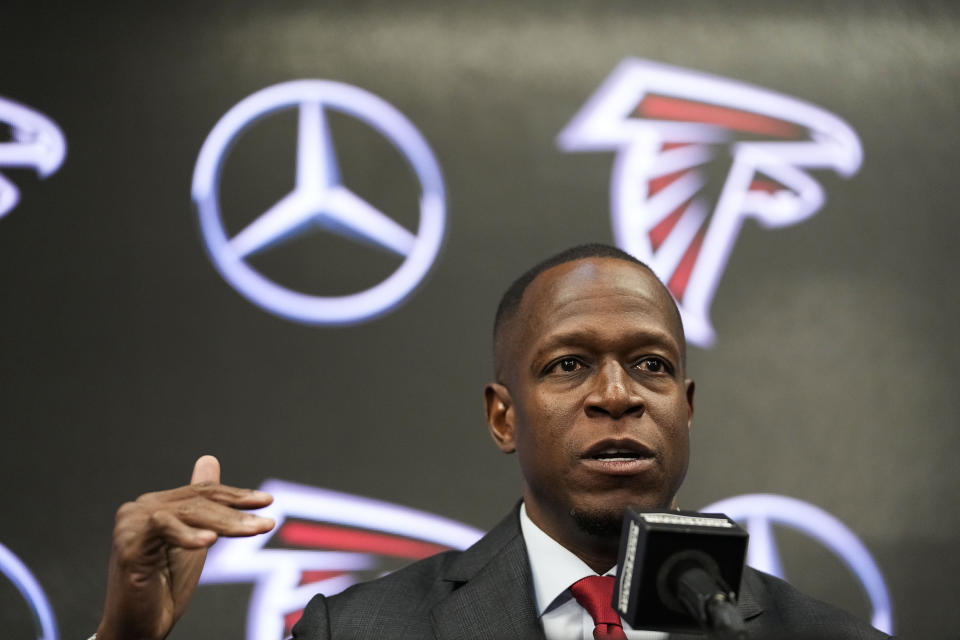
[426,505,763,640]
[430,506,545,640]
[736,570,764,622]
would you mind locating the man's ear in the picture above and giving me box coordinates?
[685,378,695,430]
[484,382,516,453]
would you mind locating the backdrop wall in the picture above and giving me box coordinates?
[1,2,957,637]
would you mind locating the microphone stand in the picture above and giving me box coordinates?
[674,565,748,640]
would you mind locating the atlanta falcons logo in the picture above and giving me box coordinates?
[558,58,862,347]
[199,480,483,640]
[0,96,66,219]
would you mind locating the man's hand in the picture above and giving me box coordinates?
[96,455,274,640]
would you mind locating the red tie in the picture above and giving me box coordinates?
[569,575,628,640]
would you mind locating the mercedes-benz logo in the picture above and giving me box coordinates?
[191,80,446,324]
[0,542,58,640]
[703,493,893,634]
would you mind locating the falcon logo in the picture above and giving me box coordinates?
[0,96,66,219]
[558,59,862,347]
[199,480,483,640]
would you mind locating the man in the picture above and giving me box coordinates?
[94,244,889,639]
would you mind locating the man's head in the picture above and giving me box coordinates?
[484,244,694,561]
[492,244,686,382]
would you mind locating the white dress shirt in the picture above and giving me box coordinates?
[520,503,668,640]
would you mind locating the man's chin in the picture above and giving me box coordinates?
[568,506,625,539]
[568,492,677,538]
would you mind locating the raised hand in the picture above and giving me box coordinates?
[96,455,274,640]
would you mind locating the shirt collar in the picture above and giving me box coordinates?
[519,502,617,616]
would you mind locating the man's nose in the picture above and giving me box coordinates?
[584,360,644,419]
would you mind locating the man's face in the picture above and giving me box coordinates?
[486,258,694,543]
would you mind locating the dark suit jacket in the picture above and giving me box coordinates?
[291,506,890,639]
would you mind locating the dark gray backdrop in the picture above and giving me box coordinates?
[1,1,957,637]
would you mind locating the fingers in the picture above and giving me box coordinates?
[188,454,271,507]
[150,510,218,549]
[140,481,273,510]
[149,498,274,542]
[191,454,221,485]
[113,456,275,562]
[113,497,275,564]
[163,497,275,537]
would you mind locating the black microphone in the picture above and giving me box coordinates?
[613,508,749,639]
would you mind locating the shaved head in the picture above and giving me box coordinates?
[493,244,686,383]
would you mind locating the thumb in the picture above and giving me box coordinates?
[190,454,221,485]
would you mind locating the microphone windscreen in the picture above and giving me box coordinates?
[613,508,748,633]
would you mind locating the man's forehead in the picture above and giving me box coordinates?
[494,257,686,381]
[522,258,668,317]
[524,258,663,309]
[517,258,682,349]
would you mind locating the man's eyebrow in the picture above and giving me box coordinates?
[532,328,604,352]
[530,328,681,361]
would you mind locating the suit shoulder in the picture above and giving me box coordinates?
[743,568,891,640]
[334,548,461,603]
[294,549,462,639]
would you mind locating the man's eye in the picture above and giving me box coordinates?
[637,357,669,373]
[553,358,582,373]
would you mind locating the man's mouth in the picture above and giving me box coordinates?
[589,449,647,461]
[580,440,655,473]
[582,439,654,459]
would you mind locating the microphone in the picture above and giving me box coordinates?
[613,508,749,639]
